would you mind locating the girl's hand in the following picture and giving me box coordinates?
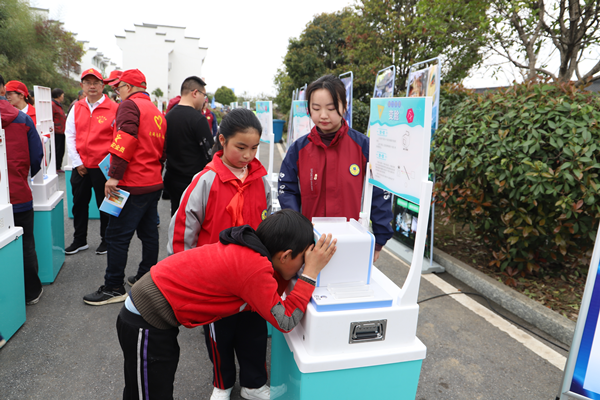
[373,250,381,263]
[303,234,337,280]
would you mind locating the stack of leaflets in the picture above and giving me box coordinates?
[98,154,130,217]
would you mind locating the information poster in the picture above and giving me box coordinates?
[243,101,250,109]
[368,97,432,205]
[373,68,395,98]
[559,239,600,400]
[407,64,440,134]
[256,101,273,144]
[340,72,353,128]
[230,102,238,110]
[287,100,314,148]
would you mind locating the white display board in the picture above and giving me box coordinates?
[559,227,600,400]
[256,101,275,180]
[243,101,250,109]
[368,97,432,205]
[287,100,314,147]
[33,85,56,179]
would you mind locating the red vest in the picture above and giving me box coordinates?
[112,93,165,187]
[74,95,118,167]
[26,105,36,126]
[202,109,214,135]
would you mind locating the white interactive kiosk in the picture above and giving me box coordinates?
[270,97,433,399]
[0,110,26,342]
[32,86,65,284]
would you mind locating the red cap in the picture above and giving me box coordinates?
[104,70,122,86]
[81,68,103,81]
[118,69,147,89]
[5,81,29,97]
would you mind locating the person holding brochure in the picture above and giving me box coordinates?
[65,68,119,256]
[83,69,166,306]
[167,108,272,400]
[278,74,393,261]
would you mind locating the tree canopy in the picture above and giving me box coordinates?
[0,0,83,92]
[214,86,236,105]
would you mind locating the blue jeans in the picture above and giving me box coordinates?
[104,190,161,288]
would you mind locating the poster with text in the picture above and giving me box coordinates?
[287,101,314,148]
[369,97,432,204]
[256,101,273,144]
[340,73,353,128]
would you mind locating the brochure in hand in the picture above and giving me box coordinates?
[99,154,111,180]
[100,189,130,217]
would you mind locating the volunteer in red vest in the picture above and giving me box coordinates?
[1,78,45,305]
[65,68,119,256]
[201,98,218,136]
[5,80,36,125]
[83,69,166,306]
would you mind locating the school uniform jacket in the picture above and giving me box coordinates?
[152,226,314,332]
[0,100,43,212]
[278,121,393,247]
[167,151,272,255]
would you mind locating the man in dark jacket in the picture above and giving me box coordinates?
[51,88,66,171]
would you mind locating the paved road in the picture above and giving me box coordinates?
[0,144,569,399]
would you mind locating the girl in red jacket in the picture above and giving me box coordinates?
[167,108,272,400]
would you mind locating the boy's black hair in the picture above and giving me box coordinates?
[180,76,206,95]
[51,88,64,99]
[305,74,347,118]
[255,209,314,258]
[212,108,262,153]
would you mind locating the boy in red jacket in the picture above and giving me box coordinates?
[116,209,336,400]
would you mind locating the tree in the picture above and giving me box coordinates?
[0,0,83,95]
[345,0,490,101]
[214,86,236,105]
[152,88,164,98]
[487,0,600,84]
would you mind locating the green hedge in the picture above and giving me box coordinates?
[433,82,600,277]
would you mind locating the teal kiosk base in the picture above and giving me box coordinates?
[64,166,100,219]
[33,190,65,284]
[0,226,25,342]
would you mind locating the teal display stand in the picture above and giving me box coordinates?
[270,330,422,400]
[0,233,26,342]
[65,168,100,219]
[267,321,273,338]
[34,193,65,284]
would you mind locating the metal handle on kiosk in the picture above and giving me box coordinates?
[349,319,387,344]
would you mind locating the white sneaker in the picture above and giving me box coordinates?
[210,387,232,400]
[241,384,270,400]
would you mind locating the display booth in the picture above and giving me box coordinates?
[32,86,65,284]
[64,149,101,220]
[270,97,433,399]
[0,111,26,342]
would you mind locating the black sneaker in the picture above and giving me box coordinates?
[125,276,137,287]
[65,242,89,255]
[95,240,108,255]
[26,287,43,305]
[83,285,127,306]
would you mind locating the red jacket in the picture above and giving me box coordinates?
[108,92,165,188]
[152,239,314,330]
[278,121,393,247]
[26,105,36,126]
[168,151,271,255]
[52,100,66,135]
[1,100,43,211]
[74,95,118,167]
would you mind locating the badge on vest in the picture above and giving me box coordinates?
[262,209,268,220]
[97,116,107,124]
[349,164,360,176]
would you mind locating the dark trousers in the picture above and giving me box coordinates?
[55,134,65,170]
[164,172,192,217]
[204,312,268,390]
[104,190,161,288]
[70,167,108,244]
[117,307,180,400]
[13,209,43,301]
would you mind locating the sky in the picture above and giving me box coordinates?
[32,0,357,97]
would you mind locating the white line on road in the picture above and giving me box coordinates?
[276,142,286,160]
[383,248,567,371]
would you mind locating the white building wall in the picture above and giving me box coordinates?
[69,41,120,82]
[116,23,207,106]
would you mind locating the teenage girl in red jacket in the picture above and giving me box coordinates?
[167,108,272,400]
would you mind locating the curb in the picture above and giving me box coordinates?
[431,247,576,346]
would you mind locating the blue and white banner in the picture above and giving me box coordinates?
[256,101,273,144]
[340,72,353,128]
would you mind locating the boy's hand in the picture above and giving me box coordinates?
[303,234,337,280]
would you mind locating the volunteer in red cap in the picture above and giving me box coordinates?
[104,70,122,90]
[83,68,167,305]
[5,80,37,125]
[64,68,119,256]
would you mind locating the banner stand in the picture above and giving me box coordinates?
[405,57,443,274]
[32,86,65,285]
[339,71,353,128]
